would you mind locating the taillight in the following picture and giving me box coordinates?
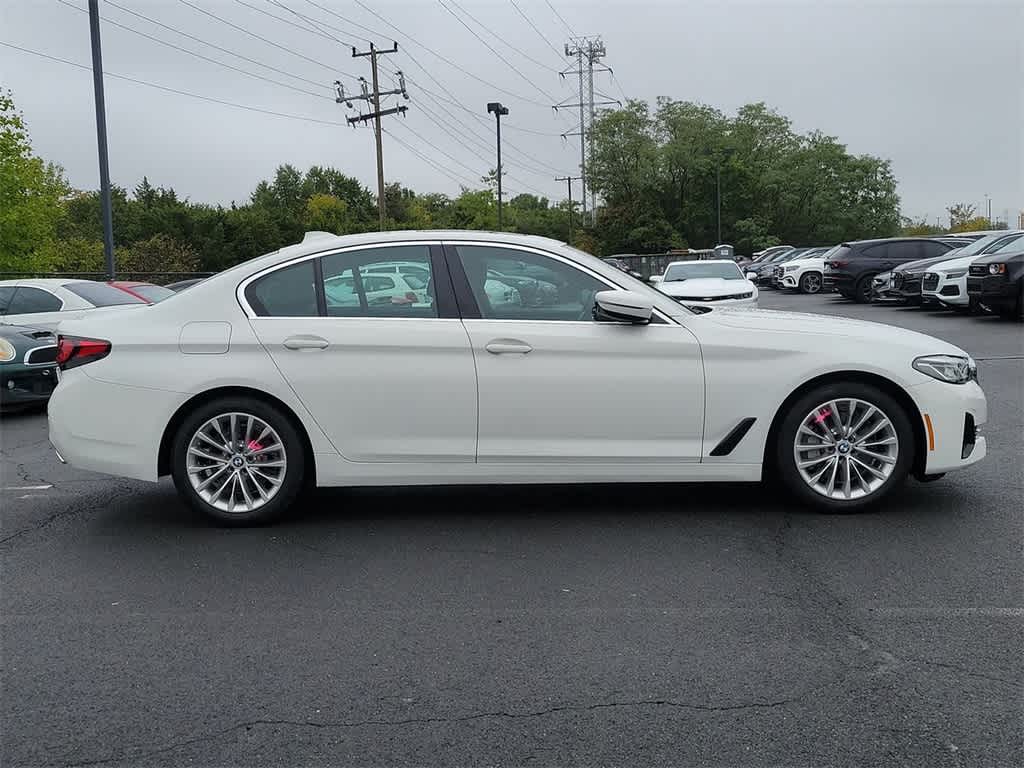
[56,335,111,369]
[830,260,848,268]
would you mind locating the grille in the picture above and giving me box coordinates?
[892,272,905,289]
[969,264,988,277]
[923,273,939,291]
[677,292,753,302]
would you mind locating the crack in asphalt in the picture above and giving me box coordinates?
[0,484,136,546]
[906,657,1021,689]
[55,695,806,767]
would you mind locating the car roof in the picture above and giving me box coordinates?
[665,259,737,267]
[0,278,82,288]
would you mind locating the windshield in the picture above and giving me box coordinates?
[64,282,147,307]
[986,232,1024,254]
[664,262,743,281]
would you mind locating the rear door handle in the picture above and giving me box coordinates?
[283,335,329,350]
[485,339,532,355]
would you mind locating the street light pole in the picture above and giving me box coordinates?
[487,102,508,229]
[88,0,115,279]
[716,164,722,245]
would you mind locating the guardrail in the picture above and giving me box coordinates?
[0,272,214,286]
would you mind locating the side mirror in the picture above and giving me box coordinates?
[746,272,758,280]
[648,275,663,284]
[593,290,653,324]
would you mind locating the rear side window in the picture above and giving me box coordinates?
[64,281,146,307]
[0,286,15,314]
[245,260,319,317]
[131,284,176,303]
[921,241,953,258]
[321,245,437,318]
[886,242,924,261]
[8,287,64,314]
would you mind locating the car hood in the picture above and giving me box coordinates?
[658,278,752,297]
[781,257,824,269]
[928,254,978,273]
[895,254,959,274]
[701,308,966,356]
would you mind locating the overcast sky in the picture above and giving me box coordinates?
[1,0,1021,226]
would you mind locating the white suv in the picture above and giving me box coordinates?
[778,245,840,293]
[921,231,1024,311]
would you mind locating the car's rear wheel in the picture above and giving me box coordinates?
[799,272,822,294]
[171,397,305,525]
[776,382,914,512]
[853,275,874,304]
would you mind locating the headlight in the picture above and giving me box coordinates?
[988,263,1006,275]
[945,269,967,279]
[0,339,16,362]
[913,354,977,384]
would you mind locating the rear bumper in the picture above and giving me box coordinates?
[48,368,186,482]
[1,365,57,408]
[823,272,855,293]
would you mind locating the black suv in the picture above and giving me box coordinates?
[824,238,957,303]
[967,247,1024,319]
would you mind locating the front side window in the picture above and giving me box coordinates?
[8,287,64,314]
[988,233,1024,254]
[245,260,318,317]
[321,245,437,318]
[455,245,609,321]
[663,262,744,282]
[0,286,15,314]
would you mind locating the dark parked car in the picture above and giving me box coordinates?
[748,248,810,286]
[164,278,206,292]
[967,247,1024,319]
[824,238,958,303]
[0,324,58,411]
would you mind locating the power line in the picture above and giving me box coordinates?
[545,0,575,37]
[89,0,338,90]
[436,0,558,102]
[175,0,347,77]
[300,0,376,44]
[55,0,332,100]
[444,0,560,74]
[0,40,349,126]
[350,0,551,108]
[232,0,343,46]
[509,0,565,65]
[266,0,355,48]
[383,128,479,188]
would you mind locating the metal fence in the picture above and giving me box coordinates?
[0,272,214,286]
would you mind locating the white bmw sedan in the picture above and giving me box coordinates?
[48,231,987,525]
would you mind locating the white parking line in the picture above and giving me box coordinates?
[3,485,53,491]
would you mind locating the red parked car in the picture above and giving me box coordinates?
[107,281,176,304]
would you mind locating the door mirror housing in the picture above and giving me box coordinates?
[745,272,758,280]
[593,290,653,324]
[648,275,663,284]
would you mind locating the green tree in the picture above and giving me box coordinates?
[116,234,199,273]
[0,90,69,271]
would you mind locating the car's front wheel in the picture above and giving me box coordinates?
[799,272,823,294]
[776,383,915,512]
[171,397,306,525]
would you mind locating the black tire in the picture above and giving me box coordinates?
[171,396,306,526]
[853,274,874,304]
[799,272,823,294]
[775,382,915,513]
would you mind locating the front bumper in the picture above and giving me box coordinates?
[910,378,987,475]
[676,296,758,310]
[921,273,968,307]
[0,365,57,408]
[967,273,1018,311]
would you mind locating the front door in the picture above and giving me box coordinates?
[448,242,705,463]
[245,243,477,463]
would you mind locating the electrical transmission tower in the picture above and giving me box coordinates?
[553,37,619,226]
[335,42,409,230]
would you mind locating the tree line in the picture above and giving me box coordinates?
[5,88,981,279]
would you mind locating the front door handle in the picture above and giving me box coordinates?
[283,335,329,350]
[485,339,532,355]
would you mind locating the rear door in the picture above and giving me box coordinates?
[244,242,478,463]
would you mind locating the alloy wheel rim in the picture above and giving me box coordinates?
[804,274,821,293]
[793,398,899,500]
[186,412,287,513]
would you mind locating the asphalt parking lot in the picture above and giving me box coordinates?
[2,291,1022,768]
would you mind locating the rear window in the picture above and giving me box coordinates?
[130,284,176,303]
[64,282,147,307]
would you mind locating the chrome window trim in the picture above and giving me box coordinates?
[236,240,441,319]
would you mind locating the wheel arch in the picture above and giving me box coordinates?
[763,371,926,478]
[158,386,316,486]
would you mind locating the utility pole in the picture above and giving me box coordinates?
[716,165,722,245]
[88,0,115,279]
[337,43,407,230]
[554,37,619,228]
[487,102,509,229]
[985,194,991,225]
[555,175,581,242]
